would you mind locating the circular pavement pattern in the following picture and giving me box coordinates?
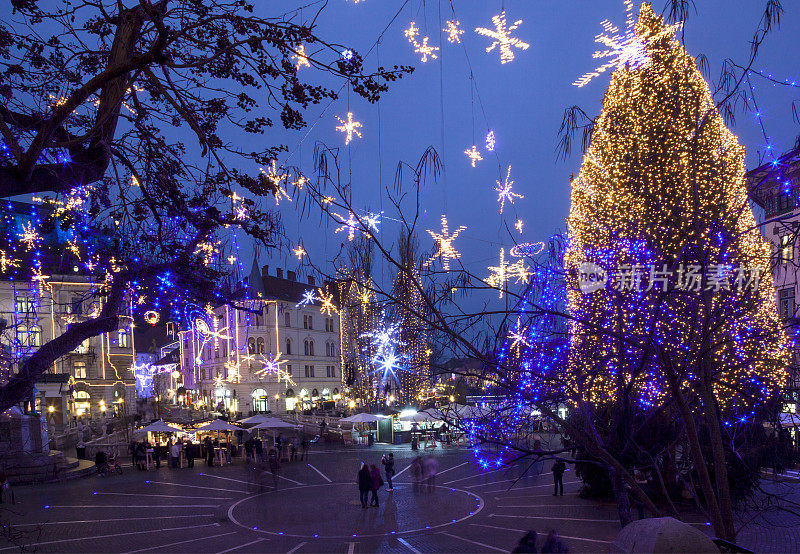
[228,482,484,539]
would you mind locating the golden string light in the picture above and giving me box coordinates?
[464,145,483,167]
[425,215,467,271]
[475,11,530,64]
[335,112,363,145]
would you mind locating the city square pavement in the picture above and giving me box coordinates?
[1,443,798,553]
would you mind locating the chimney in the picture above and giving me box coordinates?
[276,268,283,279]
[287,270,296,282]
[308,275,315,285]
[261,265,269,277]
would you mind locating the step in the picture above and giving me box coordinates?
[62,458,97,481]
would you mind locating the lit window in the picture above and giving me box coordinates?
[117,328,129,348]
[780,235,794,264]
[780,287,795,320]
[73,361,87,379]
[257,337,265,354]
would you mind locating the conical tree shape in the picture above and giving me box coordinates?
[565,4,789,415]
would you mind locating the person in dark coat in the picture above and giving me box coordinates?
[244,437,254,463]
[552,458,566,496]
[512,530,538,553]
[300,437,309,461]
[204,436,214,467]
[381,453,395,491]
[254,437,264,463]
[268,447,280,490]
[369,464,383,507]
[185,438,195,468]
[357,463,372,509]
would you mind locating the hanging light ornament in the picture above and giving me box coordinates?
[425,215,467,271]
[494,166,524,214]
[464,145,483,167]
[335,112,363,145]
[443,20,465,43]
[475,11,530,64]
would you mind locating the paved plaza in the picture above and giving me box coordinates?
[1,444,798,553]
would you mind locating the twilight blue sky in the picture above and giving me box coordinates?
[246,1,800,289]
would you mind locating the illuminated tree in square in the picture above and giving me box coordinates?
[562,3,790,539]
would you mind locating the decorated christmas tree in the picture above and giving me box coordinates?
[565,3,790,416]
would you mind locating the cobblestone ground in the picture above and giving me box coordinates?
[0,442,797,553]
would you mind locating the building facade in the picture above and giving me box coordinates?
[748,146,800,422]
[176,263,342,415]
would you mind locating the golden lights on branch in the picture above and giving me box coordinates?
[335,112,363,145]
[425,215,466,271]
[475,11,530,64]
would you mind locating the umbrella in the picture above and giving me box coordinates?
[134,419,184,434]
[195,419,241,432]
[398,410,440,423]
[611,517,718,553]
[238,414,274,425]
[250,418,298,430]
[339,413,388,423]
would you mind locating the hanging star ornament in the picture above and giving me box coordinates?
[573,0,682,87]
[293,44,311,70]
[293,244,306,259]
[486,248,532,298]
[475,11,530,64]
[335,112,363,145]
[334,212,359,241]
[464,145,483,167]
[443,20,465,44]
[494,166,524,214]
[260,160,291,204]
[404,21,439,62]
[425,215,467,270]
[318,290,336,316]
[297,289,318,308]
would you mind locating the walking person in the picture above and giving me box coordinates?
[381,453,395,491]
[254,437,264,463]
[552,458,566,496]
[170,440,180,469]
[300,436,309,461]
[290,436,299,461]
[244,437,254,463]
[369,464,383,507]
[204,436,215,467]
[267,446,280,490]
[357,462,371,509]
[185,438,195,468]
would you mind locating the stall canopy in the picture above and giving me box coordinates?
[134,419,184,434]
[196,419,241,432]
[398,410,440,423]
[340,413,389,423]
[239,414,274,425]
[250,418,298,430]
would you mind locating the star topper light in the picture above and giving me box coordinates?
[475,11,530,64]
[464,145,483,167]
[335,112,363,145]
[425,215,467,270]
[494,166,524,214]
[573,0,682,88]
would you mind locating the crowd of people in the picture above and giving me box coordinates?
[355,453,440,509]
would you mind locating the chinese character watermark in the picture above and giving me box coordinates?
[578,262,763,294]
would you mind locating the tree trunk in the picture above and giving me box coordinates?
[612,467,634,527]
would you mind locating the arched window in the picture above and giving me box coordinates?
[16,325,28,347]
[256,337,265,354]
[247,337,256,354]
[285,312,291,327]
[73,390,91,416]
[311,388,319,398]
[251,388,268,413]
[117,327,129,347]
[286,338,292,355]
[304,340,309,356]
[308,340,314,356]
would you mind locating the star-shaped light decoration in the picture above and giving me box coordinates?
[255,352,294,386]
[573,0,682,88]
[335,112,363,145]
[297,289,318,308]
[293,244,306,259]
[227,255,237,265]
[425,215,467,271]
[485,130,496,152]
[494,166,524,214]
[224,360,242,384]
[318,290,336,316]
[515,219,524,233]
[486,248,532,298]
[443,20,465,43]
[293,174,309,189]
[334,212,359,241]
[464,145,483,167]
[404,21,439,62]
[508,317,531,352]
[475,11,530,64]
[362,211,382,235]
[0,250,19,272]
[293,44,311,70]
[18,221,42,251]
[194,241,219,266]
[260,160,291,204]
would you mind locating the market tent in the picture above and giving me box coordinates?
[134,419,184,434]
[238,414,274,425]
[250,418,298,430]
[195,419,241,432]
[398,410,440,423]
[340,413,389,423]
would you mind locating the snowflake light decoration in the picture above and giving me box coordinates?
[362,211,382,235]
[18,221,42,251]
[255,352,294,385]
[404,21,439,62]
[486,248,532,298]
[341,49,355,61]
[464,145,483,167]
[0,250,19,272]
[335,112,363,145]
[485,130,496,152]
[293,245,306,259]
[508,317,531,352]
[361,317,409,395]
[475,11,530,64]
[494,166,524,214]
[318,290,336,316]
[334,212,359,241]
[515,219,524,233]
[425,215,467,270]
[573,0,682,88]
[260,160,291,204]
[297,289,318,308]
[293,44,311,70]
[443,20,465,43]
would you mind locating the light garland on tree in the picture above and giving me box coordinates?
[475,11,530,64]
[335,112,363,145]
[425,215,466,271]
